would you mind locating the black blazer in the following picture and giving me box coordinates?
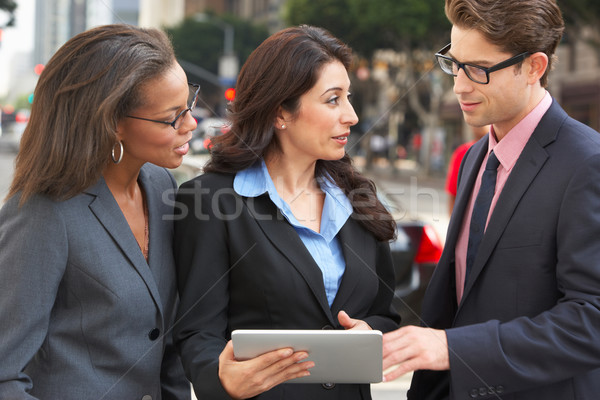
[173,171,399,400]
[410,100,600,400]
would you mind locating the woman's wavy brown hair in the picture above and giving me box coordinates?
[204,25,396,241]
[8,24,175,205]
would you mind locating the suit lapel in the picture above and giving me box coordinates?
[423,139,485,322]
[245,196,335,324]
[85,173,164,317]
[330,219,369,312]
[462,101,564,298]
[138,167,168,286]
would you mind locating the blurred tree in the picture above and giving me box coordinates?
[285,0,451,173]
[166,13,268,116]
[0,0,16,27]
[560,0,600,50]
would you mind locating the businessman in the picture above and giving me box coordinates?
[382,0,600,399]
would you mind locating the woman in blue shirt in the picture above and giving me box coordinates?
[173,25,399,400]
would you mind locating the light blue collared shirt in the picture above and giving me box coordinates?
[234,160,353,306]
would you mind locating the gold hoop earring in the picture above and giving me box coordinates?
[111,141,124,164]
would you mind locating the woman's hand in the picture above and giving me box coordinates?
[218,340,315,399]
[338,310,372,330]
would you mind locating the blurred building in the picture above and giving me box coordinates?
[551,27,600,131]
[139,0,184,29]
[33,0,141,65]
[183,0,288,33]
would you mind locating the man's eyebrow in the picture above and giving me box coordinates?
[448,51,494,66]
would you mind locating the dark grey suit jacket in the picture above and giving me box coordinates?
[0,164,189,400]
[173,171,400,400]
[409,100,600,400]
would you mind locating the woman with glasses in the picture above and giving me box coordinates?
[0,24,195,399]
[173,25,399,400]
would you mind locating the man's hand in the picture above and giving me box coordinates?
[382,326,450,381]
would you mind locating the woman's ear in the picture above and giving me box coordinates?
[274,106,288,130]
[114,122,124,142]
[527,52,549,85]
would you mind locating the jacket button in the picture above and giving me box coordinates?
[322,383,335,389]
[141,396,152,400]
[148,328,160,341]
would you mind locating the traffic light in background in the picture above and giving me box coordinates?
[224,88,236,102]
[34,64,45,75]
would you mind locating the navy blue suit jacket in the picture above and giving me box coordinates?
[410,100,600,400]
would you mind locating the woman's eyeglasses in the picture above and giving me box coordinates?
[126,83,201,129]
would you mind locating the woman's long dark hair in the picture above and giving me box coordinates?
[9,24,175,205]
[205,25,395,242]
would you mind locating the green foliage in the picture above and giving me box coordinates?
[285,0,450,56]
[0,0,16,12]
[560,0,600,28]
[165,14,268,113]
[559,0,600,49]
[0,0,17,27]
[166,14,269,83]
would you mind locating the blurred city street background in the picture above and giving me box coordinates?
[2,0,599,398]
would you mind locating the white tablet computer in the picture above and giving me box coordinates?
[231,329,382,384]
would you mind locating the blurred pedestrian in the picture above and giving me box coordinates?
[0,24,195,399]
[382,0,600,399]
[445,124,489,213]
[173,25,399,400]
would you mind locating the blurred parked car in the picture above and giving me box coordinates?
[189,117,230,154]
[391,222,442,326]
[379,192,443,327]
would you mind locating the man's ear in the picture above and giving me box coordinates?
[527,52,549,85]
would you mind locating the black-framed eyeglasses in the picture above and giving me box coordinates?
[434,43,530,84]
[126,82,201,129]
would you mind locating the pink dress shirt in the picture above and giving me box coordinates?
[455,92,553,302]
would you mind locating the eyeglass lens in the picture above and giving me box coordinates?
[438,57,488,84]
[173,85,200,129]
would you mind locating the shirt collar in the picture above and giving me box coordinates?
[233,160,269,198]
[233,160,353,240]
[488,90,552,171]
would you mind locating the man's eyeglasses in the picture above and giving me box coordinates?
[434,43,530,84]
[126,83,201,129]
